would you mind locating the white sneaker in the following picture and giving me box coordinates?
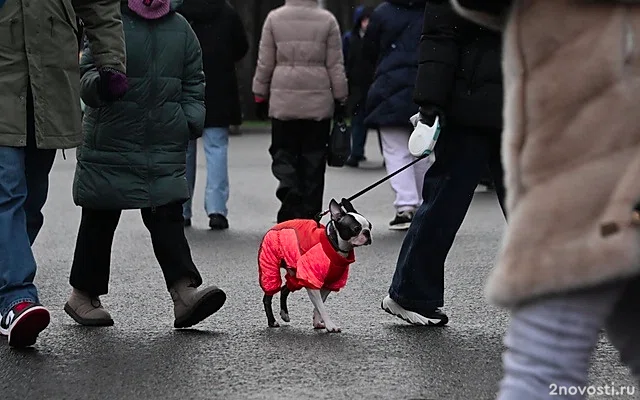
[381,295,448,326]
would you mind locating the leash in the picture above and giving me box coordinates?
[314,152,430,222]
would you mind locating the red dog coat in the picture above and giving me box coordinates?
[258,219,356,296]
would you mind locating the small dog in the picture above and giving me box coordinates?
[258,198,372,333]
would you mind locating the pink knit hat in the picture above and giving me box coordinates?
[128,0,170,20]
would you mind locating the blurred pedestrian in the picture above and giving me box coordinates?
[0,0,127,348]
[253,0,348,223]
[178,0,249,230]
[362,0,429,230]
[65,0,226,330]
[381,0,505,326]
[342,5,375,168]
[454,0,640,397]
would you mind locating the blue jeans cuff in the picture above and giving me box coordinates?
[3,297,38,315]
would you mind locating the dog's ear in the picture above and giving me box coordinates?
[341,198,357,214]
[329,199,344,221]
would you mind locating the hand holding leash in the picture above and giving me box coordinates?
[408,107,442,158]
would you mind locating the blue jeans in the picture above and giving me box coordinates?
[183,127,230,219]
[498,277,640,399]
[350,108,367,159]
[0,109,56,315]
[388,127,506,312]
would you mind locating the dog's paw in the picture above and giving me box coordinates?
[325,324,342,333]
[268,321,280,328]
[312,310,324,329]
[324,322,341,333]
[280,310,290,322]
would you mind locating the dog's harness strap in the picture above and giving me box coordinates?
[314,153,429,222]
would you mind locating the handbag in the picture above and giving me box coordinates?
[327,119,352,167]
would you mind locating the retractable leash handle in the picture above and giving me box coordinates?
[408,115,441,158]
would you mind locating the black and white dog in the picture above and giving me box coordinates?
[258,199,372,333]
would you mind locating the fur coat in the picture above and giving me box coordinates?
[452,0,640,308]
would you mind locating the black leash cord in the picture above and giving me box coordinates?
[314,153,430,221]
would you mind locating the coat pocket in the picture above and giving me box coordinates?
[43,0,79,67]
[0,18,21,51]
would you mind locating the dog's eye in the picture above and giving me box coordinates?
[353,226,361,235]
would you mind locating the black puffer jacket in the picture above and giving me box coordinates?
[178,0,249,127]
[414,0,503,131]
[362,0,427,129]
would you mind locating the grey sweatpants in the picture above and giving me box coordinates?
[497,276,640,399]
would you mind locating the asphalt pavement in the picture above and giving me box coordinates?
[1,131,637,400]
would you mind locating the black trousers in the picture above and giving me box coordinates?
[389,126,507,311]
[269,118,331,222]
[69,203,203,296]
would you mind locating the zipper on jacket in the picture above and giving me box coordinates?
[48,16,54,37]
[146,23,157,208]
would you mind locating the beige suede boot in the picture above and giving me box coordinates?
[64,289,114,326]
[170,279,226,328]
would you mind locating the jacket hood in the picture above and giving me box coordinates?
[352,5,373,27]
[177,0,226,22]
[387,0,428,8]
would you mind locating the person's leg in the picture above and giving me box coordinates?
[383,131,490,324]
[0,86,51,347]
[141,204,202,289]
[605,276,640,381]
[140,203,225,328]
[498,280,630,399]
[379,126,422,229]
[269,119,303,222]
[487,132,507,217]
[0,145,40,316]
[346,108,368,166]
[183,139,197,225]
[299,119,330,219]
[22,84,58,244]
[65,207,121,326]
[202,126,230,229]
[69,208,121,296]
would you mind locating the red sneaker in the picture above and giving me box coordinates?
[0,302,50,347]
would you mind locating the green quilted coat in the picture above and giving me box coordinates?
[73,2,205,210]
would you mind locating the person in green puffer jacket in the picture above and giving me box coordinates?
[64,0,227,330]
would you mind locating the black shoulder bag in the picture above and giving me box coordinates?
[327,119,352,167]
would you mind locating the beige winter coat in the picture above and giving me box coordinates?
[452,0,640,308]
[252,0,348,121]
